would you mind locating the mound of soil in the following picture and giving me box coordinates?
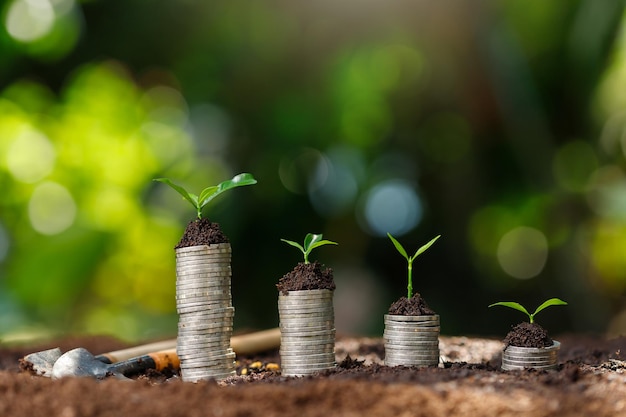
[175,219,228,248]
[504,322,553,348]
[4,333,626,416]
[388,294,436,316]
[276,261,335,294]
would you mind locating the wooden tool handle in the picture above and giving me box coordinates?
[97,327,281,364]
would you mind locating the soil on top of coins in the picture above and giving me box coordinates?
[276,261,335,294]
[388,294,436,316]
[4,332,626,417]
[504,322,553,348]
[175,218,228,248]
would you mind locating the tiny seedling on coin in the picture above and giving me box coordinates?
[387,233,441,299]
[488,298,568,324]
[281,233,337,264]
[154,173,257,219]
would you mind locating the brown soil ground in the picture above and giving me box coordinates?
[2,333,626,416]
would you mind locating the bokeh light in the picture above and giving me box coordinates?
[359,179,422,237]
[6,126,56,183]
[496,226,548,280]
[28,181,76,235]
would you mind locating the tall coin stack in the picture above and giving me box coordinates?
[278,289,336,376]
[502,340,560,371]
[175,243,236,382]
[383,314,440,367]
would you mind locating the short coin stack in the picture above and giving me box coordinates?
[278,289,336,376]
[501,340,560,371]
[383,314,440,367]
[175,243,236,382]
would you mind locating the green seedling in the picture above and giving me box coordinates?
[387,233,441,299]
[154,173,257,219]
[281,233,338,264]
[488,298,568,324]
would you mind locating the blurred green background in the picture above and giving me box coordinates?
[1,0,626,343]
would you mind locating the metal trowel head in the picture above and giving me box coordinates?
[51,348,129,380]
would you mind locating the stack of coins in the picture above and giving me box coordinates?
[383,314,440,367]
[175,243,236,382]
[278,289,336,376]
[501,340,560,371]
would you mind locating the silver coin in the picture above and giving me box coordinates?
[501,362,557,371]
[279,322,334,331]
[177,272,232,280]
[280,351,335,360]
[176,267,232,276]
[384,314,440,322]
[181,370,235,381]
[179,351,236,362]
[177,302,234,313]
[176,296,233,306]
[176,291,232,300]
[175,244,231,254]
[502,359,556,367]
[176,284,231,293]
[279,288,333,296]
[384,320,440,329]
[177,320,233,330]
[278,297,334,305]
[281,363,336,371]
[178,311,235,322]
[280,340,335,348]
[176,259,232,267]
[383,327,440,336]
[504,341,560,354]
[176,248,231,256]
[176,278,231,287]
[503,351,557,360]
[384,350,439,359]
[384,360,439,367]
[383,340,439,348]
[177,336,232,346]
[180,306,235,314]
[278,309,334,318]
[177,275,232,285]
[279,328,335,336]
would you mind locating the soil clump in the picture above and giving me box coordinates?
[503,322,553,348]
[175,218,228,248]
[276,261,335,294]
[388,294,435,315]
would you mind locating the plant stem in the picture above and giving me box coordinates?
[407,260,413,299]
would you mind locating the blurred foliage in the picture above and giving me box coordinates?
[2,0,626,342]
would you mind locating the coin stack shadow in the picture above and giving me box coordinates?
[383,314,440,367]
[175,243,236,382]
[502,340,560,371]
[278,289,336,376]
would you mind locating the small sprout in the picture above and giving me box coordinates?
[488,298,568,324]
[154,173,257,219]
[387,233,441,299]
[281,233,338,264]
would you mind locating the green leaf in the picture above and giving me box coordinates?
[153,178,199,209]
[532,298,568,317]
[488,302,531,321]
[198,186,219,208]
[307,240,338,252]
[303,233,322,252]
[282,233,337,264]
[411,235,441,261]
[198,173,257,208]
[280,239,305,255]
[387,233,409,261]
